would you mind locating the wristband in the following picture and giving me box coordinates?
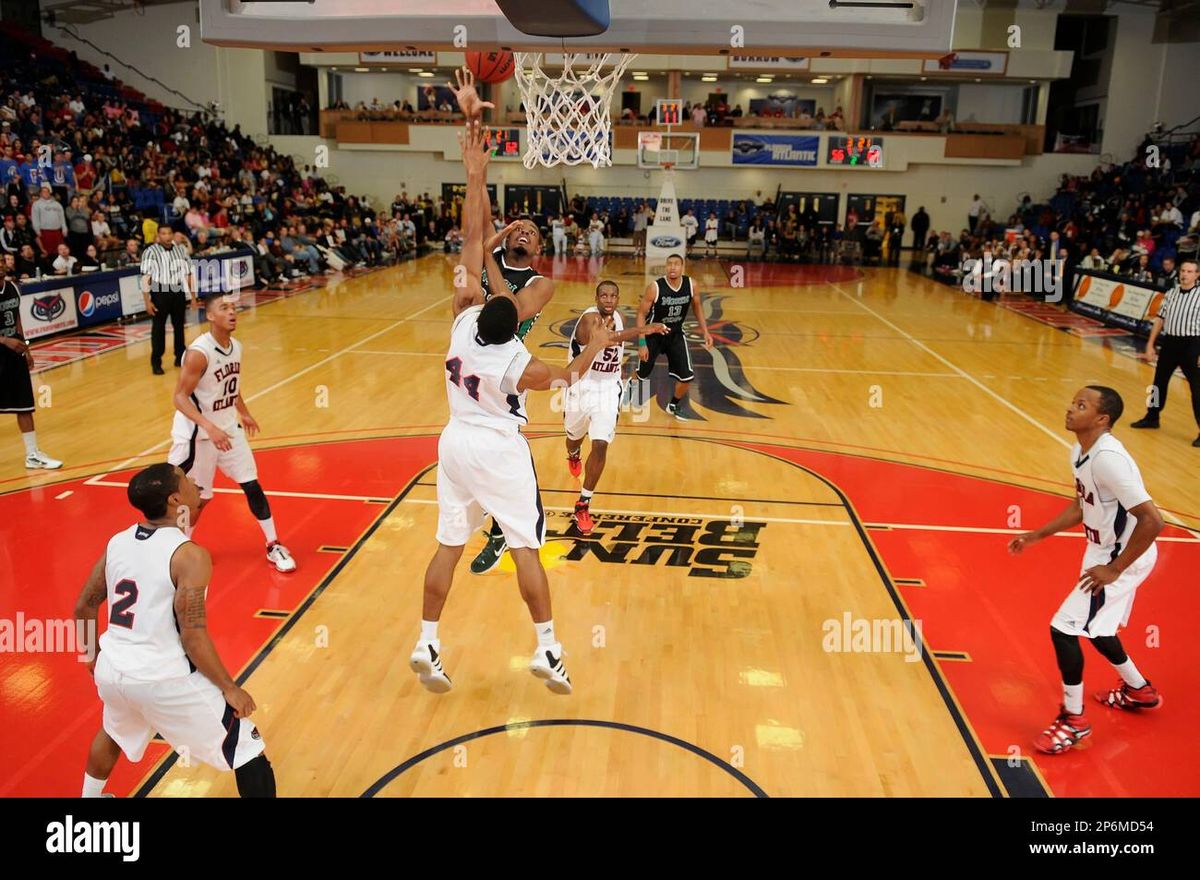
[638,338,648,348]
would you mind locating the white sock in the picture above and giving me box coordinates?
[82,772,106,798]
[580,488,593,501]
[258,516,278,544]
[535,619,556,648]
[421,619,438,642]
[1113,659,1147,689]
[1063,683,1084,716]
[22,431,37,456]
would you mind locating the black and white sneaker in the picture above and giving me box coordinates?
[665,402,688,421]
[410,639,452,693]
[529,643,572,695]
[25,450,63,470]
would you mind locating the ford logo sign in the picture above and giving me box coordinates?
[650,236,682,248]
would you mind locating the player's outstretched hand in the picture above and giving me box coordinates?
[241,414,260,438]
[223,685,257,719]
[487,221,520,252]
[448,66,495,120]
[208,426,233,452]
[1007,531,1039,554]
[459,119,492,174]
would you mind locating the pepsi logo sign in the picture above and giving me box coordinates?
[78,290,120,318]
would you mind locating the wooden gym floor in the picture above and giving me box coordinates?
[1,254,1197,797]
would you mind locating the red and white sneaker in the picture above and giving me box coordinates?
[1095,680,1162,711]
[573,501,595,536]
[266,542,297,573]
[567,452,582,478]
[1034,706,1092,755]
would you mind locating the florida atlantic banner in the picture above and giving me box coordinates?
[731,133,819,167]
[18,282,78,339]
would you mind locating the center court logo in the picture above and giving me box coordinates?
[546,512,765,578]
[46,816,140,862]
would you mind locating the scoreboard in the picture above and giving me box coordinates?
[655,98,683,126]
[490,128,522,159]
[827,135,884,168]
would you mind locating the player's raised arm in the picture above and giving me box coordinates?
[172,542,256,718]
[482,221,516,298]
[577,309,667,346]
[454,120,491,316]
[517,327,615,392]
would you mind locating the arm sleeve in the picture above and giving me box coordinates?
[500,348,533,396]
[1091,450,1152,511]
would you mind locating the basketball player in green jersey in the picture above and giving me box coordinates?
[448,66,557,574]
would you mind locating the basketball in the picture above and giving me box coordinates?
[465,50,516,84]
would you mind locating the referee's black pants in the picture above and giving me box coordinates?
[150,290,188,370]
[1146,335,1200,427]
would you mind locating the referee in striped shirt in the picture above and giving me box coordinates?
[1132,258,1200,446]
[141,225,196,375]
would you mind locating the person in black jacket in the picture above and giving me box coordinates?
[910,206,930,254]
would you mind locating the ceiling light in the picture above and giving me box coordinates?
[418,71,435,77]
[756,76,772,83]
[354,67,369,73]
[633,74,649,81]
[701,75,718,82]
[811,77,829,84]
[974,78,982,83]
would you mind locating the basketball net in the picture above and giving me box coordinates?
[513,52,636,169]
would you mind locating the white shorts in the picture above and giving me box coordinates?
[1051,543,1158,638]
[436,419,545,549]
[563,381,621,445]
[168,424,258,499]
[94,651,266,770]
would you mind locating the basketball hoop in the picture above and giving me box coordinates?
[513,52,636,169]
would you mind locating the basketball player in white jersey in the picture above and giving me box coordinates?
[1008,386,1165,755]
[564,280,668,534]
[168,290,296,572]
[409,120,613,695]
[448,65,560,575]
[74,463,276,797]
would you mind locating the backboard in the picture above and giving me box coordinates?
[638,131,699,170]
[200,1,957,57]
